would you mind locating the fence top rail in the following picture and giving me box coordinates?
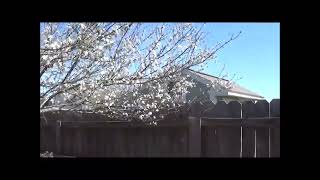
[54,119,190,128]
[200,117,280,120]
[201,117,280,128]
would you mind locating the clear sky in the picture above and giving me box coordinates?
[196,23,280,102]
[41,23,280,102]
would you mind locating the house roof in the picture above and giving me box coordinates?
[185,69,264,99]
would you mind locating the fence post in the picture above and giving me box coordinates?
[56,120,61,154]
[188,116,201,157]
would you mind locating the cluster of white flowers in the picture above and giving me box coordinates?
[40,22,238,121]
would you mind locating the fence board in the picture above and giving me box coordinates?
[170,127,180,157]
[188,116,201,157]
[83,128,91,157]
[202,101,241,157]
[88,128,96,157]
[201,102,219,157]
[71,128,77,156]
[40,125,45,151]
[108,128,117,157]
[255,127,269,157]
[127,128,135,157]
[242,126,255,157]
[201,127,219,157]
[254,101,270,157]
[159,127,170,157]
[98,128,106,157]
[62,127,73,156]
[138,128,145,157]
[270,99,280,157]
[111,128,120,157]
[243,100,270,157]
[45,126,56,152]
[177,127,188,157]
[242,101,256,157]
[75,127,82,156]
[119,128,128,157]
[153,127,163,157]
[122,128,129,157]
[144,128,153,157]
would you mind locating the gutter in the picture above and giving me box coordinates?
[226,91,265,100]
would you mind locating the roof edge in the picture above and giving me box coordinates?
[227,90,265,99]
[186,69,230,81]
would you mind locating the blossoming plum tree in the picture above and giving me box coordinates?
[40,23,240,121]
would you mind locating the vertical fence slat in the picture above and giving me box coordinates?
[91,128,98,157]
[137,127,146,157]
[72,127,78,156]
[84,127,90,157]
[224,101,241,157]
[70,128,76,156]
[129,127,141,157]
[188,116,201,157]
[56,121,61,155]
[146,127,155,157]
[177,126,188,157]
[209,128,219,157]
[40,125,46,152]
[157,127,165,157]
[242,101,256,157]
[95,128,104,157]
[114,128,126,157]
[112,128,120,157]
[255,127,269,157]
[160,127,170,157]
[47,126,56,153]
[78,128,85,157]
[172,127,181,157]
[201,127,219,157]
[126,128,134,157]
[142,127,148,157]
[83,127,89,157]
[108,128,116,157]
[201,127,207,157]
[255,100,270,157]
[75,127,82,157]
[203,101,241,157]
[270,99,280,157]
[243,100,270,157]
[153,127,163,157]
[60,127,66,155]
[183,126,189,157]
[201,101,218,157]
[153,127,161,157]
[242,127,255,157]
[103,128,111,157]
[84,128,91,157]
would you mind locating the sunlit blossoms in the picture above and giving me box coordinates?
[40,23,240,121]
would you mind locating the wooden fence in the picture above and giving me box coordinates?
[40,99,280,157]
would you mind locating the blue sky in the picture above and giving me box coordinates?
[41,23,280,102]
[195,23,280,102]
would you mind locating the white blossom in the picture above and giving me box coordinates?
[40,22,239,121]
